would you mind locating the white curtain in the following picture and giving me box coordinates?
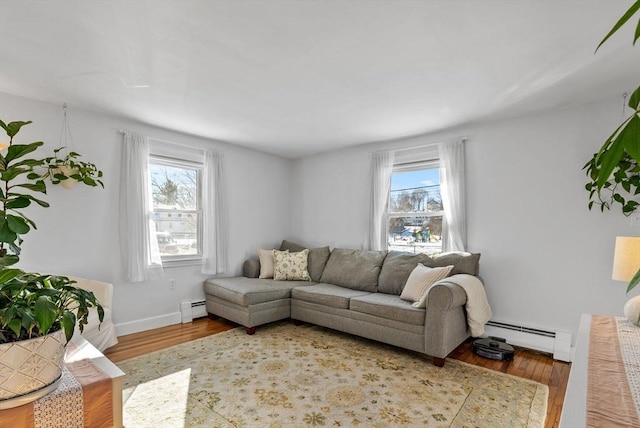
[439,140,466,252]
[202,150,228,274]
[119,132,163,282]
[366,151,395,251]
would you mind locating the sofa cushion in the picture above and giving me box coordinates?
[280,239,307,252]
[378,251,432,295]
[243,259,261,278]
[349,293,425,326]
[426,252,481,276]
[292,283,371,309]
[204,277,307,306]
[273,249,311,281]
[378,251,481,294]
[280,240,330,282]
[319,248,387,292]
[257,248,284,279]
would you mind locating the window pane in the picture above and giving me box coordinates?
[388,216,443,255]
[150,161,199,257]
[389,169,442,213]
[150,163,198,210]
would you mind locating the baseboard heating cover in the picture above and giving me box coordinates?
[484,320,572,362]
[180,300,208,323]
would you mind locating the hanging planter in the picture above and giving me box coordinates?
[40,104,104,189]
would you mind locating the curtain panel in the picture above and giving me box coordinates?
[366,151,395,251]
[119,131,163,282]
[438,140,467,252]
[201,151,228,274]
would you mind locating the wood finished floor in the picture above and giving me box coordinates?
[105,317,570,428]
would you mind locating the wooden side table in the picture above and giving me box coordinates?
[0,335,125,428]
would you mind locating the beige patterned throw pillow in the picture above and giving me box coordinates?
[273,249,311,281]
[400,263,453,307]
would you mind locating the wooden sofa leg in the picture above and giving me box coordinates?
[246,327,256,335]
[207,313,219,320]
[433,357,445,367]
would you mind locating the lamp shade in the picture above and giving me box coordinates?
[612,236,640,282]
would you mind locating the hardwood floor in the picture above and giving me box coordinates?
[105,317,570,428]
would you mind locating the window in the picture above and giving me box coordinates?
[387,160,443,255]
[149,155,202,261]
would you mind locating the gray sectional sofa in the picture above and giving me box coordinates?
[203,240,482,366]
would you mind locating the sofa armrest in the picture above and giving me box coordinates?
[243,259,261,278]
[424,282,469,361]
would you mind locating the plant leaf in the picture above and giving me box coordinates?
[62,311,76,342]
[3,121,33,138]
[627,267,640,293]
[5,142,43,163]
[623,114,640,160]
[6,215,30,234]
[0,255,20,267]
[597,135,626,189]
[34,295,58,335]
[630,86,640,110]
[596,0,640,52]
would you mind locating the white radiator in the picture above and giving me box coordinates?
[484,320,572,362]
[180,300,207,323]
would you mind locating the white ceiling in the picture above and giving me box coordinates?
[0,1,637,158]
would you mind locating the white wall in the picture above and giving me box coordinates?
[290,98,637,342]
[0,92,292,334]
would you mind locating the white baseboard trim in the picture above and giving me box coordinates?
[115,312,182,337]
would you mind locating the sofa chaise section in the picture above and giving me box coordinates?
[204,277,311,334]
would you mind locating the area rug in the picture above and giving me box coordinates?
[118,322,548,427]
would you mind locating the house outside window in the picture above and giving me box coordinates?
[149,155,202,261]
[387,160,443,255]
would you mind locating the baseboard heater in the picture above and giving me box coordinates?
[483,320,572,362]
[180,300,207,323]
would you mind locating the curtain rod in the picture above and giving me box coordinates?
[370,135,468,155]
[118,129,224,155]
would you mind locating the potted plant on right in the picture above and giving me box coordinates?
[0,119,104,407]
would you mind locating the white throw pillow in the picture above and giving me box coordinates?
[257,248,287,279]
[400,263,453,307]
[273,249,311,281]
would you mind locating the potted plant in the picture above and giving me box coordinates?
[584,0,640,217]
[0,119,104,406]
[41,147,104,189]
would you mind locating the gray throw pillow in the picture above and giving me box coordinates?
[425,252,481,276]
[378,251,432,295]
[278,240,330,282]
[320,248,387,292]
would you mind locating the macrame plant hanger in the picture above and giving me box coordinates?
[55,103,79,189]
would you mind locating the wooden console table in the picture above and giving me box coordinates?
[0,335,125,428]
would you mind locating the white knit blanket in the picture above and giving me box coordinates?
[436,274,493,337]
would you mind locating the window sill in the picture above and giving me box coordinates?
[161,257,203,269]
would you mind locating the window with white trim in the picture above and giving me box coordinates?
[149,155,202,262]
[387,160,443,255]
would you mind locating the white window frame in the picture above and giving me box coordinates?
[148,152,204,267]
[387,159,444,253]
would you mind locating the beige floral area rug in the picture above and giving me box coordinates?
[118,322,548,427]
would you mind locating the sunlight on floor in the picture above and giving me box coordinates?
[123,368,191,428]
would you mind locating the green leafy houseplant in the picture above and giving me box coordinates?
[0,119,104,344]
[41,147,104,188]
[0,270,103,343]
[584,0,640,217]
